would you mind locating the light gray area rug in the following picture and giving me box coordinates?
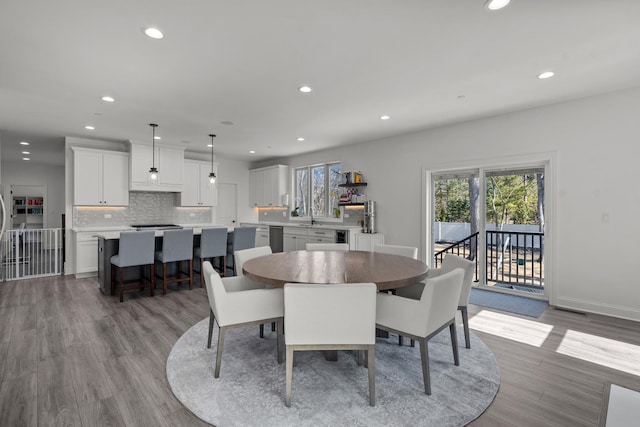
[167,319,500,427]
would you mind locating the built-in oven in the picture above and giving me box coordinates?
[335,230,348,244]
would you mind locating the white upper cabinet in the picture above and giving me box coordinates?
[180,160,218,206]
[129,142,184,191]
[249,165,288,207]
[72,147,129,206]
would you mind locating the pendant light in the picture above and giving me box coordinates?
[149,123,159,181]
[208,134,217,184]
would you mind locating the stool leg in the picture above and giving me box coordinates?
[149,264,155,297]
[221,255,226,278]
[111,264,116,296]
[119,267,125,303]
[188,259,193,290]
[200,258,205,288]
[162,262,167,295]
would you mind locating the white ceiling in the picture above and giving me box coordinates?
[1,1,640,167]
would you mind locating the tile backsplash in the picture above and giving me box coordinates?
[73,192,212,228]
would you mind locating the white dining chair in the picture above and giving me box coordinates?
[284,282,377,407]
[376,268,464,395]
[373,243,418,259]
[305,242,349,251]
[203,261,284,378]
[396,254,476,348]
[235,246,275,337]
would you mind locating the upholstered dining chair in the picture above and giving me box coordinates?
[284,282,377,407]
[195,227,228,288]
[235,246,275,337]
[376,268,464,395]
[226,226,257,276]
[305,242,349,251]
[154,228,194,295]
[396,254,476,348]
[373,243,418,260]
[110,230,156,302]
[203,261,284,378]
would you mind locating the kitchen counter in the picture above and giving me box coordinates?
[244,221,362,230]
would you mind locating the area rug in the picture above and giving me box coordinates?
[166,318,500,427]
[470,287,548,318]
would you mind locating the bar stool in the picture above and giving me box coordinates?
[195,227,228,288]
[155,228,194,295]
[110,231,156,303]
[226,226,257,276]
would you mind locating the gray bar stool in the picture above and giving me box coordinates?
[226,226,257,276]
[195,227,228,288]
[110,231,156,303]
[155,228,194,295]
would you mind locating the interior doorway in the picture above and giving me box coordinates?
[427,157,551,300]
[216,183,237,227]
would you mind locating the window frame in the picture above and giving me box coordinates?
[292,161,342,222]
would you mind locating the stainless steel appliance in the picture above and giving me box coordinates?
[335,229,348,244]
[131,224,183,230]
[363,201,376,233]
[269,225,283,252]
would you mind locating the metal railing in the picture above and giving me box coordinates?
[434,229,544,290]
[1,228,63,281]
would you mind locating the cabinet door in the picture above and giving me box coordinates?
[74,150,104,205]
[370,234,385,249]
[181,160,200,206]
[283,234,297,252]
[356,234,371,252]
[129,144,153,187]
[101,152,129,206]
[75,233,98,274]
[295,235,309,250]
[263,168,275,206]
[249,170,259,207]
[158,147,183,187]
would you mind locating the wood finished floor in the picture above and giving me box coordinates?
[1,275,639,426]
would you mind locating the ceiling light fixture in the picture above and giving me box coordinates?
[154,135,161,140]
[101,96,115,102]
[208,134,217,184]
[485,0,511,11]
[249,150,256,154]
[85,125,95,130]
[20,141,29,145]
[380,115,390,120]
[298,86,312,93]
[297,137,305,142]
[149,123,159,181]
[538,71,555,79]
[22,151,30,155]
[144,27,164,39]
[22,157,30,161]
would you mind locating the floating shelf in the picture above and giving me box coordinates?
[338,183,367,187]
[338,202,365,206]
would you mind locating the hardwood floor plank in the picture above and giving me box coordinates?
[37,354,75,399]
[37,385,82,427]
[78,396,127,427]
[0,373,37,427]
[1,328,37,382]
[67,343,113,407]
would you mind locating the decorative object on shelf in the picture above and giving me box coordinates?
[333,207,341,218]
[291,207,299,217]
[149,123,159,181]
[208,134,217,184]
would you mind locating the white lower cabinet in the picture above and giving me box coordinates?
[355,233,385,252]
[256,227,270,247]
[307,229,335,244]
[283,227,309,251]
[74,231,98,277]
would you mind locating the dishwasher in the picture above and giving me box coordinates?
[269,226,284,252]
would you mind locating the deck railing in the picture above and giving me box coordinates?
[434,229,544,290]
[1,228,63,281]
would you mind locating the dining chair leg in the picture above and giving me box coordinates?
[450,322,460,366]
[200,258,205,288]
[410,338,415,347]
[419,338,431,395]
[207,309,215,349]
[214,326,227,378]
[276,319,284,364]
[398,335,403,346]
[285,346,294,407]
[259,324,264,338]
[367,345,375,406]
[221,255,226,277]
[357,350,363,366]
[460,306,470,349]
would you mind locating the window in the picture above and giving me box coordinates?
[294,162,341,218]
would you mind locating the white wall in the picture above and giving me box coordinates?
[276,87,640,322]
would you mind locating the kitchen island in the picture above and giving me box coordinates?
[94,226,231,295]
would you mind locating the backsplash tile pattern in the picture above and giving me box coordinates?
[73,192,211,227]
[257,207,362,227]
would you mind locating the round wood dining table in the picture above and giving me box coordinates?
[242,250,429,291]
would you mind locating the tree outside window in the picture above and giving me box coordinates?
[294,162,341,219]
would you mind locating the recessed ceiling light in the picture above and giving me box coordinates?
[85,125,95,130]
[297,137,305,142]
[538,71,555,79]
[220,121,234,126]
[249,150,256,154]
[23,157,30,161]
[144,27,164,39]
[298,86,312,93]
[207,144,214,148]
[101,96,115,102]
[22,151,30,155]
[380,115,390,120]
[485,0,511,11]
[20,141,29,145]
[154,136,161,140]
